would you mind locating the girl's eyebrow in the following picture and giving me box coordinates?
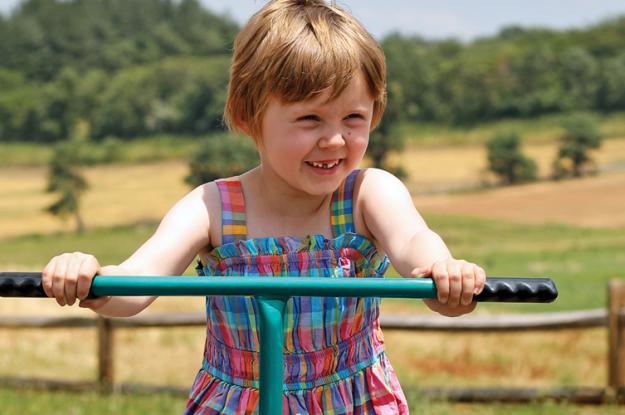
[292,104,370,114]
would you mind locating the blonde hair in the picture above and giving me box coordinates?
[224,0,387,142]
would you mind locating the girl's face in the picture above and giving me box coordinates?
[258,72,374,196]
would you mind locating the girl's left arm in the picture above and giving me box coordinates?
[357,169,485,317]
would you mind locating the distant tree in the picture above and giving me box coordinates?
[553,114,603,179]
[486,132,537,185]
[367,80,406,178]
[598,52,625,110]
[559,47,600,110]
[45,123,89,232]
[185,134,259,187]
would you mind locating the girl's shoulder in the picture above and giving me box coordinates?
[352,168,408,239]
[353,168,406,203]
[190,180,225,251]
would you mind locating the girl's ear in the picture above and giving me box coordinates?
[232,115,252,136]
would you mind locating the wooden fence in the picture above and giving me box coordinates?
[1,279,624,404]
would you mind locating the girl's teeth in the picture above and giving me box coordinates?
[310,161,339,169]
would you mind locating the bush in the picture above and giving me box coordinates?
[486,132,537,185]
[185,133,259,187]
[552,114,603,179]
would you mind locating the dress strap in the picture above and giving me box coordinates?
[330,169,360,237]
[216,179,248,244]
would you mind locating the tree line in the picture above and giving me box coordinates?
[1,0,625,144]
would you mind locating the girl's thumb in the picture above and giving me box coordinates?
[79,296,111,311]
[411,265,432,277]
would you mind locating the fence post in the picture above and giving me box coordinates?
[608,279,625,394]
[97,316,114,392]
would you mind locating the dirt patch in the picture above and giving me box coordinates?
[415,171,625,228]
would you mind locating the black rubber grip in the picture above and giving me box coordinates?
[475,277,558,303]
[0,272,47,297]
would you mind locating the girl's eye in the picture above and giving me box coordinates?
[298,115,320,122]
[346,113,364,120]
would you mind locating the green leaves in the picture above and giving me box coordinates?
[486,132,537,185]
[553,114,603,178]
[45,136,89,232]
[185,134,259,187]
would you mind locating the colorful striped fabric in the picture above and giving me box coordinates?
[216,180,247,244]
[185,170,409,414]
[330,170,356,235]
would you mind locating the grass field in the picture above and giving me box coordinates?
[0,213,623,407]
[2,387,624,415]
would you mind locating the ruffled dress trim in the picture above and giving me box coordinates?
[186,352,408,415]
[199,232,390,279]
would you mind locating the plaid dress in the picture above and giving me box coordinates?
[184,170,408,414]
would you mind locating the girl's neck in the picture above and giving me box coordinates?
[243,166,331,219]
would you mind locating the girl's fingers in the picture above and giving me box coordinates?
[51,255,69,306]
[446,261,463,307]
[432,261,449,303]
[474,266,486,295]
[64,253,84,306]
[461,261,475,306]
[77,255,99,300]
[42,258,56,298]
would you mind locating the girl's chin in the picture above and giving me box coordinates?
[300,168,350,194]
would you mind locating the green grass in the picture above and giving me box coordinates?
[0,222,157,271]
[400,110,625,146]
[385,214,625,312]
[0,388,186,414]
[3,111,625,168]
[2,215,624,311]
[0,135,203,168]
[1,388,622,415]
[0,221,200,276]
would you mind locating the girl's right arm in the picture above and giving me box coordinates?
[42,184,214,317]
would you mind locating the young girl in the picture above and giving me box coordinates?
[42,1,486,413]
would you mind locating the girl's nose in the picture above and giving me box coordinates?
[318,129,346,148]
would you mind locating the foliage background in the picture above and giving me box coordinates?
[2,0,625,144]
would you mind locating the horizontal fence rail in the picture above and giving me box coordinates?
[0,308,614,331]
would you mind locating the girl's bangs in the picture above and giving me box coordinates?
[264,29,365,104]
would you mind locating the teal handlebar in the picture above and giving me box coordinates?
[91,275,438,298]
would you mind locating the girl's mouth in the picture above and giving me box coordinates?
[305,159,342,170]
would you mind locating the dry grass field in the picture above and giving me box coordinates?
[393,137,625,194]
[0,161,189,240]
[416,171,625,228]
[1,138,624,241]
[0,319,607,390]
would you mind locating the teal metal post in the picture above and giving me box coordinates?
[257,297,288,414]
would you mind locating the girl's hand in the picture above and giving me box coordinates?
[42,252,111,310]
[413,259,486,316]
